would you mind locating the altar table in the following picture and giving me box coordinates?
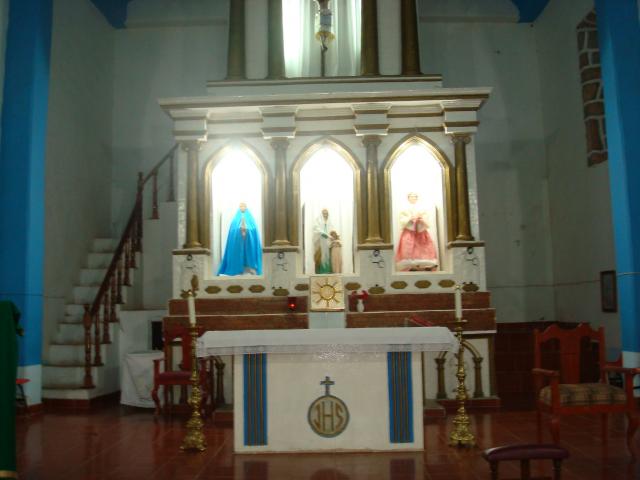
[197,327,457,453]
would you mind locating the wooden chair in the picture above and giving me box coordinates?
[151,325,213,416]
[532,323,640,457]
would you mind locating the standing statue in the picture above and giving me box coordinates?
[395,192,438,271]
[329,230,342,274]
[313,208,342,274]
[217,202,263,276]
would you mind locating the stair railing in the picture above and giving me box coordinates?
[83,144,179,388]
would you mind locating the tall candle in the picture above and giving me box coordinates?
[454,286,462,319]
[187,293,196,326]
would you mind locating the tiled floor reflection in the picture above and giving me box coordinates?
[15,407,640,479]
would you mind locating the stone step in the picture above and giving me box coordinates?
[79,268,108,286]
[42,365,102,387]
[65,304,86,316]
[48,343,107,365]
[92,238,118,253]
[87,252,113,269]
[73,284,129,305]
[54,322,114,344]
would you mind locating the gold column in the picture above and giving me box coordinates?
[267,0,286,79]
[400,0,421,75]
[360,0,379,76]
[271,138,290,246]
[183,141,203,249]
[363,135,383,243]
[452,135,473,241]
[226,0,245,80]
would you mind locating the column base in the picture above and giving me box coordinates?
[364,236,384,244]
[272,239,291,247]
[357,243,394,251]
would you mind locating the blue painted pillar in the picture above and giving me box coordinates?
[0,0,53,405]
[595,0,640,368]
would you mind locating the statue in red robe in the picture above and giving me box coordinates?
[395,193,438,271]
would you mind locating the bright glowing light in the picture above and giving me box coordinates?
[210,149,263,275]
[300,147,354,275]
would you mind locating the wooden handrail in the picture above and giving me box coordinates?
[83,144,178,388]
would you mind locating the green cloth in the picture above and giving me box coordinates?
[0,301,20,478]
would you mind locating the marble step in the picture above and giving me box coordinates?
[73,285,129,304]
[87,252,115,269]
[79,268,108,286]
[54,322,114,344]
[42,364,103,388]
[48,343,108,365]
[92,238,118,253]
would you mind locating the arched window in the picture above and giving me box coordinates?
[386,139,452,272]
[203,146,268,276]
[294,141,360,275]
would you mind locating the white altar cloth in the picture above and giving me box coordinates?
[197,327,457,356]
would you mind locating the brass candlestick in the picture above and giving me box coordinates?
[181,293,207,452]
[448,292,475,447]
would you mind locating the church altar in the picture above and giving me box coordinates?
[197,327,457,453]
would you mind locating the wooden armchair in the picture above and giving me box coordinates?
[532,323,639,457]
[151,325,213,416]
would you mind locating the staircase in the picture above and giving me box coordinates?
[42,238,131,402]
[42,145,178,406]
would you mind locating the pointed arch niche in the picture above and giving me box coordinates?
[202,143,271,276]
[291,139,363,276]
[382,136,455,272]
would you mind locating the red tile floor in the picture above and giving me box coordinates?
[16,407,640,480]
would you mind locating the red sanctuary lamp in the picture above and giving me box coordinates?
[287,296,297,311]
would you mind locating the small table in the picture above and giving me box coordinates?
[121,351,164,408]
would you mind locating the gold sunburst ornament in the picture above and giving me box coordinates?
[309,275,345,311]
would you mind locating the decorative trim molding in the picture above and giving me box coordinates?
[243,354,267,446]
[387,352,414,443]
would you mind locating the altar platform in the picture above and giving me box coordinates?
[197,327,457,453]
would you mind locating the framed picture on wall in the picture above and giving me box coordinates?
[600,270,617,313]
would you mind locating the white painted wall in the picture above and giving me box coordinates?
[111,18,227,235]
[534,0,620,355]
[43,0,114,350]
[421,21,555,324]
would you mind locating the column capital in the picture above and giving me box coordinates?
[362,135,382,149]
[181,140,203,153]
[450,134,472,145]
[270,137,290,151]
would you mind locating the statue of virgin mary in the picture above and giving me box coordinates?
[217,202,263,276]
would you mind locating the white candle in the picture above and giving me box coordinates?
[187,293,196,326]
[454,286,462,319]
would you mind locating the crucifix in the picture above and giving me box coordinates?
[314,0,334,77]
